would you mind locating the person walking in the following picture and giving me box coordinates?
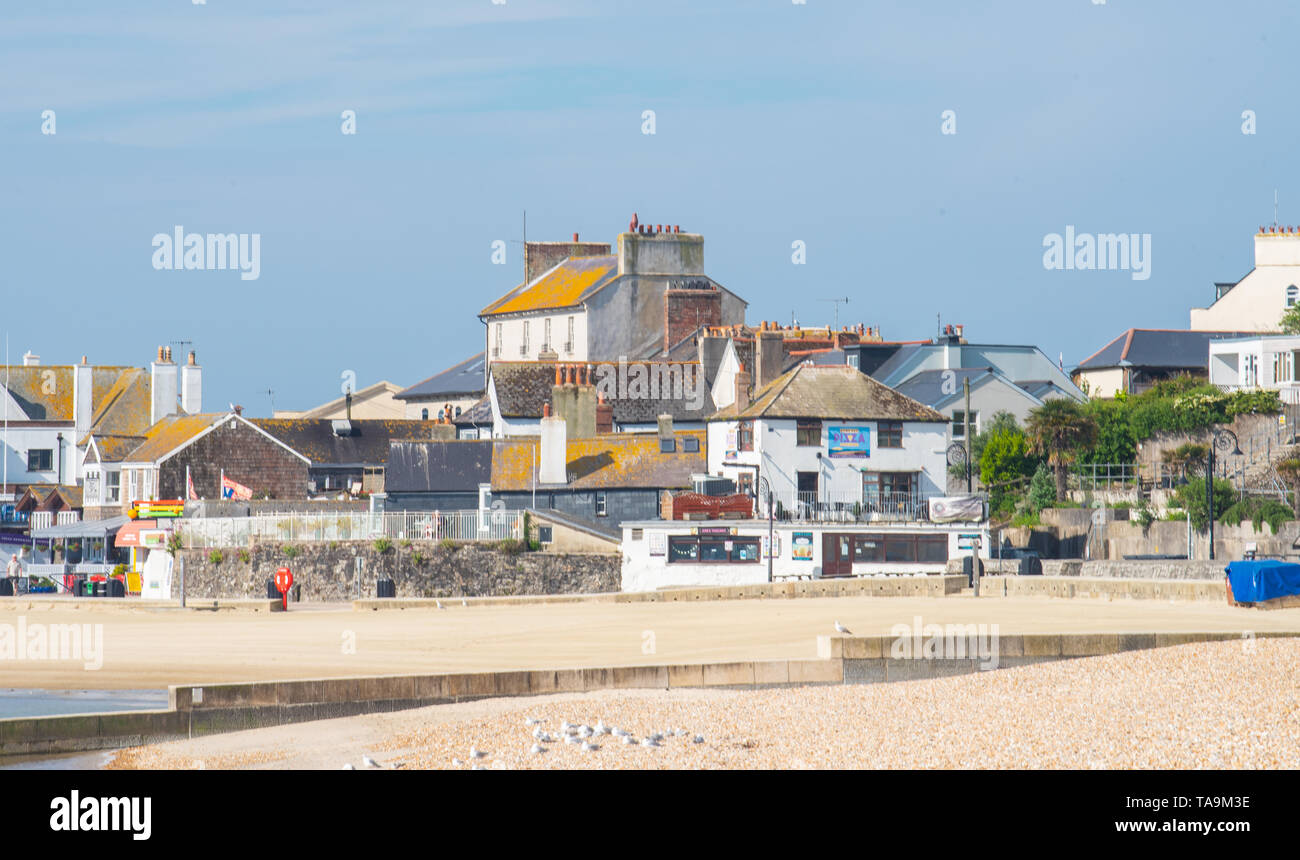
[5,553,20,579]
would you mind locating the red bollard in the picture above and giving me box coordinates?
[275,566,294,611]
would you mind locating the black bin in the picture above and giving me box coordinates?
[376,579,396,599]
[266,579,279,599]
[93,581,108,597]
[961,556,984,586]
[0,579,12,597]
[1019,556,1043,576]
[107,578,126,598]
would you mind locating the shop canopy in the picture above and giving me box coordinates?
[30,515,130,541]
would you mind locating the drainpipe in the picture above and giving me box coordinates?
[56,433,64,485]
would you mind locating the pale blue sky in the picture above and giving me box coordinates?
[2,0,1296,413]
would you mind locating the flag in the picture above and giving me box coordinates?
[221,474,253,501]
[186,466,198,501]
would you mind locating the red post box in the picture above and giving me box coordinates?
[275,566,293,611]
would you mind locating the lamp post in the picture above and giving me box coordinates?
[1205,428,1243,561]
[758,476,774,583]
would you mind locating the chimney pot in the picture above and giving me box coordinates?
[80,355,87,365]
[573,232,579,242]
[544,403,552,417]
[674,225,679,233]
[555,364,563,385]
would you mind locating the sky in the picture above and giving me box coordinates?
[1,0,1296,415]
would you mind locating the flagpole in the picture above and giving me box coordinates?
[220,468,224,500]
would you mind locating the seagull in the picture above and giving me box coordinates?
[593,720,610,735]
[436,600,445,610]
[470,747,488,759]
[391,762,406,770]
[524,716,541,726]
[693,735,704,744]
[648,732,664,743]
[342,763,355,770]
[577,725,593,738]
[565,734,582,745]
[675,729,688,737]
[462,598,468,607]
[362,755,381,769]
[612,727,629,737]
[581,741,597,752]
[452,758,463,767]
[641,737,660,748]
[531,744,545,755]
[834,621,852,635]
[622,735,636,745]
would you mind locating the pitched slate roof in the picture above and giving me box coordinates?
[711,364,947,422]
[453,396,493,426]
[480,256,619,316]
[491,362,714,423]
[0,365,136,421]
[1075,329,1258,370]
[396,353,487,400]
[15,484,83,511]
[119,414,225,463]
[252,419,437,467]
[386,440,492,493]
[893,367,995,407]
[79,368,152,444]
[491,431,705,491]
[89,435,149,464]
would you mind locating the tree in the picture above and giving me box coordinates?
[1024,399,1098,502]
[1028,462,1056,512]
[979,425,1038,515]
[1280,304,1300,334]
[1172,477,1237,532]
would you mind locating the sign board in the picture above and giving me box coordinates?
[139,549,173,599]
[139,530,169,549]
[761,535,781,559]
[828,426,870,458]
[928,495,985,523]
[791,532,814,561]
[648,533,666,557]
[958,533,982,550]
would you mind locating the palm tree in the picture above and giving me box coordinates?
[1024,399,1098,502]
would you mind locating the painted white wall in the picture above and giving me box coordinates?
[1,425,76,485]
[1074,367,1127,399]
[707,418,948,500]
[488,311,589,362]
[620,521,990,591]
[932,375,1042,430]
[1191,234,1300,331]
[1208,335,1300,393]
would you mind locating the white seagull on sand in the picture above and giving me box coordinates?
[342,763,355,770]
[524,716,540,726]
[470,747,488,759]
[834,621,852,635]
[462,598,468,607]
[362,755,381,769]
[436,600,445,610]
[531,744,545,755]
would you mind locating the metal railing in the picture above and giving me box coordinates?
[1071,463,1139,489]
[1214,383,1300,405]
[760,491,946,523]
[177,510,523,549]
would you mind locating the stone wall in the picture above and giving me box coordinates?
[177,541,620,601]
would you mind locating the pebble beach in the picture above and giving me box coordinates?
[110,638,1300,769]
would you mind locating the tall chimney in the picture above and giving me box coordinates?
[73,356,93,465]
[755,328,785,391]
[539,406,568,485]
[150,346,178,425]
[180,351,202,414]
[21,351,38,367]
[595,391,614,434]
[734,363,752,412]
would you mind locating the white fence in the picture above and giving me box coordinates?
[178,510,523,549]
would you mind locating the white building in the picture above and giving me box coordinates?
[1191,227,1300,331]
[1208,334,1300,404]
[706,363,950,512]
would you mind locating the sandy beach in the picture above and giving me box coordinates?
[108,638,1300,769]
[2,595,1298,690]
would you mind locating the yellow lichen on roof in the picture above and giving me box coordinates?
[490,430,705,491]
[480,256,618,316]
[122,414,223,463]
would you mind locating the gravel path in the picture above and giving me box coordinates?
[109,639,1300,769]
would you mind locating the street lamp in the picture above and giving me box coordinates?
[758,475,774,583]
[1205,428,1243,561]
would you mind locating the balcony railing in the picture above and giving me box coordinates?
[177,510,523,549]
[758,491,946,523]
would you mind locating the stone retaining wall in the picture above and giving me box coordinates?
[177,542,620,601]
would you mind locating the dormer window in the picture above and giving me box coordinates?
[1287,285,1298,307]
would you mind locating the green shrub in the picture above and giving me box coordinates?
[400,539,411,549]
[237,548,250,564]
[1171,477,1237,531]
[373,537,392,554]
[439,538,459,552]
[1028,463,1055,512]
[411,551,425,565]
[1216,497,1295,533]
[208,550,224,564]
[497,538,523,556]
[111,563,128,578]
[1010,510,1040,528]
[1135,504,1156,529]
[282,544,300,559]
